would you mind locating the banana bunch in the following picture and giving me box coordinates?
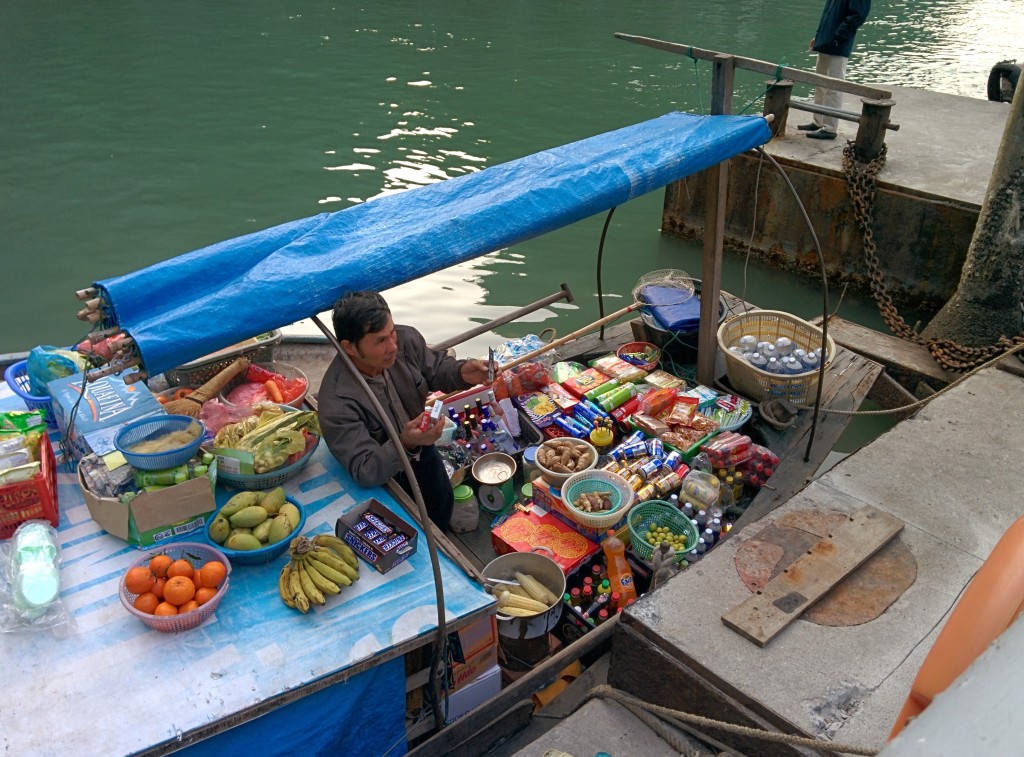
[279,534,360,613]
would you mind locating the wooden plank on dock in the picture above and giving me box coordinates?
[732,347,883,533]
[721,505,904,646]
[810,315,954,387]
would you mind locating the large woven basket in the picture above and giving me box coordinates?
[716,310,836,404]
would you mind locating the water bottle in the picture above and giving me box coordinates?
[747,352,768,369]
[792,348,807,363]
[737,334,758,353]
[11,522,61,620]
[765,357,783,374]
[774,337,794,356]
[801,351,821,370]
[761,343,778,360]
[784,357,805,375]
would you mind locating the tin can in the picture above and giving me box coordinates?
[654,471,681,496]
[624,430,645,445]
[664,450,682,470]
[636,484,657,502]
[600,459,623,474]
[638,458,663,479]
[625,473,645,491]
[621,440,649,460]
[645,438,664,460]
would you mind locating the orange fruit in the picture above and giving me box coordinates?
[164,575,196,606]
[198,561,227,589]
[194,586,218,606]
[154,602,178,616]
[149,554,173,578]
[134,592,160,614]
[178,600,201,614]
[167,558,194,580]
[152,577,167,600]
[125,566,156,595]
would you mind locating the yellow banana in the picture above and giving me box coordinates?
[288,561,310,613]
[312,534,359,571]
[307,556,352,587]
[278,563,296,609]
[310,545,359,581]
[297,560,325,606]
[303,560,342,595]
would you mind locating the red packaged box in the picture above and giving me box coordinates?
[491,506,599,575]
[0,434,59,540]
[561,368,613,400]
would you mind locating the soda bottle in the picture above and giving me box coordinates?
[601,530,637,604]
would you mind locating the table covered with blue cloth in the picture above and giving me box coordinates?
[0,400,494,757]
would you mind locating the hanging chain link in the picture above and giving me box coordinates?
[842,143,1024,372]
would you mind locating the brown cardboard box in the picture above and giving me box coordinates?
[78,467,217,548]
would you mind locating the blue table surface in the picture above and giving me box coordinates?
[0,384,494,756]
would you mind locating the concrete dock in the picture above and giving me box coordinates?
[608,361,1024,753]
[663,85,1012,309]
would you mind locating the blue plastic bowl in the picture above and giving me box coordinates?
[114,415,205,471]
[205,494,306,565]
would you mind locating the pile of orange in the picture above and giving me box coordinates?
[124,553,227,616]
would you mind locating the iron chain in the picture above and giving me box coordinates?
[842,143,1024,372]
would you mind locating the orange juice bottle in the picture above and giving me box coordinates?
[602,530,637,604]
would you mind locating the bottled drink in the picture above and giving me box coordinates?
[569,587,581,607]
[747,352,767,369]
[12,522,61,620]
[774,336,794,356]
[601,529,637,604]
[596,608,610,625]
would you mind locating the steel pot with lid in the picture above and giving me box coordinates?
[482,548,566,641]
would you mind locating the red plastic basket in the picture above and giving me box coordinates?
[119,542,231,633]
[0,434,59,540]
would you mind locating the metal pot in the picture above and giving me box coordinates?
[482,548,566,641]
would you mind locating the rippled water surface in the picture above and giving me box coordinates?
[2,0,1019,357]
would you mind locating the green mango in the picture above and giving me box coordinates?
[279,502,301,530]
[260,487,286,515]
[225,533,264,551]
[267,514,294,545]
[219,491,259,518]
[252,518,273,543]
[208,515,231,544]
[229,505,269,529]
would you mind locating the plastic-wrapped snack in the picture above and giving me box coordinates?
[632,412,671,437]
[701,431,753,468]
[639,387,676,418]
[665,396,700,428]
[542,382,580,413]
[492,361,551,401]
[589,354,648,384]
[678,384,719,410]
[515,391,560,428]
[644,369,685,390]
[661,426,709,451]
[493,334,547,366]
[689,413,720,437]
[550,361,586,384]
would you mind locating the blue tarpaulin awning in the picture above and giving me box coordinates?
[95,111,771,376]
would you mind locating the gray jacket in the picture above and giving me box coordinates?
[319,325,470,487]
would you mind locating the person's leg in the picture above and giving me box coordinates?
[818,53,847,133]
[408,445,454,531]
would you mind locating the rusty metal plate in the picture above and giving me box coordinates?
[734,508,917,627]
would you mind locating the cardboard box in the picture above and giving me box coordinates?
[79,466,217,548]
[450,642,499,693]
[336,498,418,574]
[48,373,165,463]
[448,614,498,692]
[444,663,501,724]
[491,506,598,575]
[0,434,59,540]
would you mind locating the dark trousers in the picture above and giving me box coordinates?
[396,444,454,531]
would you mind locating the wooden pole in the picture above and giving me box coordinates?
[762,79,793,138]
[854,98,896,163]
[696,55,734,386]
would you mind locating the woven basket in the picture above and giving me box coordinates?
[119,542,230,633]
[616,341,661,372]
[717,310,836,404]
[165,330,282,388]
[114,415,205,470]
[628,501,699,563]
[215,435,320,490]
[561,469,636,530]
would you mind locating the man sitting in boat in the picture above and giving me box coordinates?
[319,291,489,530]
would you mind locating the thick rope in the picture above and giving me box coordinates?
[586,684,881,756]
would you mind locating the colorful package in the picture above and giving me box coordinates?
[562,368,613,399]
[515,391,560,428]
[589,355,648,384]
[644,369,685,390]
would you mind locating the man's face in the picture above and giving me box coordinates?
[344,315,399,376]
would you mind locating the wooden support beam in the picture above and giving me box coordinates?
[697,54,734,386]
[762,79,793,138]
[855,98,897,162]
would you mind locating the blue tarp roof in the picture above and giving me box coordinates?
[96,111,771,376]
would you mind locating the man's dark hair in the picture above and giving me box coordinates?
[332,291,391,344]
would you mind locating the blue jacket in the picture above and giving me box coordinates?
[813,0,870,58]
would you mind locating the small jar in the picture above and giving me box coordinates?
[589,426,614,454]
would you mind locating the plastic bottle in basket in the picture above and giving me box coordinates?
[601,530,637,604]
[746,352,767,369]
[802,351,821,370]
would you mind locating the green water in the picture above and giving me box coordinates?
[3,1,1020,447]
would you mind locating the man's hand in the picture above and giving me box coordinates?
[399,415,444,450]
[460,358,490,386]
[809,36,815,49]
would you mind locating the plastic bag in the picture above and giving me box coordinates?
[26,346,87,396]
[0,521,77,638]
[493,334,548,367]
